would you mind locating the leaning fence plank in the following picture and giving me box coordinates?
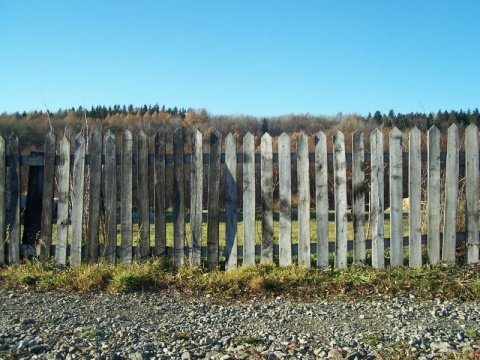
[427,126,441,264]
[55,136,71,266]
[138,131,150,262]
[465,123,479,263]
[0,136,5,266]
[261,133,274,263]
[173,129,186,268]
[315,131,329,268]
[442,124,459,264]
[389,127,403,267]
[154,132,166,258]
[87,130,102,263]
[334,131,347,268]
[409,127,422,267]
[225,133,238,270]
[104,130,117,263]
[352,130,366,264]
[297,132,311,267]
[370,128,385,268]
[207,130,222,269]
[279,133,292,267]
[71,135,85,266]
[189,129,203,266]
[121,130,133,264]
[7,134,20,265]
[40,131,56,262]
[243,132,256,265]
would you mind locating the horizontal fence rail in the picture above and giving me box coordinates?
[0,124,479,268]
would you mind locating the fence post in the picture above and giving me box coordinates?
[225,133,237,270]
[409,127,422,267]
[138,131,150,262]
[243,132,256,265]
[315,131,329,268]
[427,126,441,263]
[121,130,133,264]
[207,130,222,269]
[389,127,403,267]
[465,123,479,264]
[87,130,102,263]
[297,132,310,267]
[352,130,366,264]
[104,130,117,263]
[173,129,185,268]
[0,135,4,266]
[154,132,167,258]
[189,129,203,266]
[334,131,347,268]
[71,135,85,266]
[55,136,71,266]
[261,133,273,263]
[279,133,292,267]
[370,128,384,268]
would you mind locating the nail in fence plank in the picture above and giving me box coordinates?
[104,130,117,263]
[71,135,86,266]
[40,131,56,262]
[442,124,459,264]
[173,129,185,268]
[87,130,102,263]
[370,128,385,268]
[225,133,238,270]
[352,130,366,264]
[334,131,347,268]
[7,134,20,265]
[55,136,71,266]
[138,131,150,262]
[297,132,310,267]
[315,131,329,268]
[389,127,403,267]
[261,133,274,263]
[154,132,166,258]
[0,136,5,266]
[427,126,441,263]
[465,123,479,263]
[207,130,222,269]
[242,132,256,265]
[121,130,133,264]
[279,133,292,267]
[189,129,202,266]
[409,127,422,267]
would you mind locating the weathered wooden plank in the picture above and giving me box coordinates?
[55,136,71,266]
[189,129,203,266]
[409,127,422,267]
[103,130,117,263]
[137,131,150,262]
[333,131,347,268]
[427,126,441,264]
[225,133,238,270]
[389,127,403,267]
[370,128,385,268]
[465,123,479,263]
[71,135,85,266]
[173,129,185,268]
[39,131,56,262]
[121,130,133,264]
[261,133,274,263]
[207,130,222,269]
[297,132,310,267]
[7,134,20,265]
[442,124,459,264]
[315,131,329,268]
[242,132,256,265]
[352,130,366,264]
[154,132,166,258]
[0,136,5,266]
[87,130,102,263]
[278,133,292,267]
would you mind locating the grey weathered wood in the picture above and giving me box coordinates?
[261,133,274,263]
[87,129,102,263]
[370,128,385,268]
[352,130,366,264]
[389,127,403,267]
[297,132,310,267]
[207,130,222,269]
[7,134,20,265]
[427,126,441,264]
[104,130,117,263]
[242,132,256,265]
[55,136,71,266]
[333,131,347,268]
[121,130,133,264]
[137,131,150,262]
[315,131,329,268]
[189,129,203,266]
[278,133,292,267]
[409,127,422,267]
[71,135,85,266]
[465,123,479,263]
[154,132,166,258]
[442,124,459,264]
[173,129,185,268]
[225,133,238,270]
[0,136,5,266]
[39,131,56,262]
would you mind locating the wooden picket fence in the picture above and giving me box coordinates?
[0,124,479,269]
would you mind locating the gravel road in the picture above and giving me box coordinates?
[1,290,479,359]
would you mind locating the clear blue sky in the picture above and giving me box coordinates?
[1,1,479,117]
